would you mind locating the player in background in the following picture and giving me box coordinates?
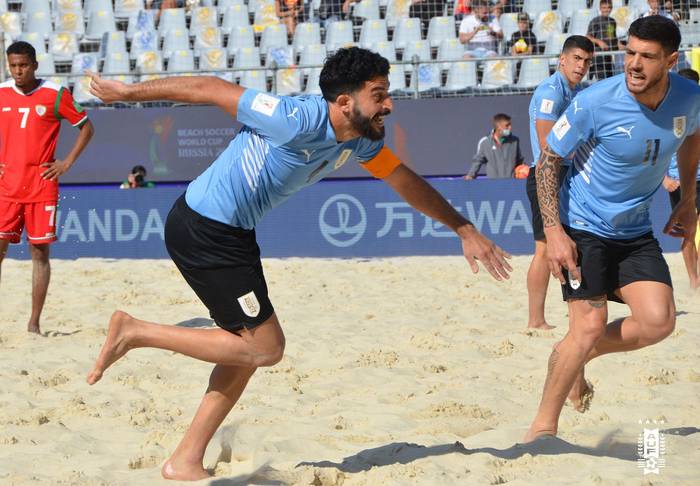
[525,35,594,331]
[524,16,700,442]
[662,68,700,289]
[0,42,94,333]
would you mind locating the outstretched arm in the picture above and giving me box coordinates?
[383,164,512,280]
[536,144,580,283]
[87,71,245,118]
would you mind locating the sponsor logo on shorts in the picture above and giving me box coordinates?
[237,290,261,318]
[250,93,279,117]
[553,114,570,140]
[637,419,667,475]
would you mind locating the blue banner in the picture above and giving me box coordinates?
[5,178,680,259]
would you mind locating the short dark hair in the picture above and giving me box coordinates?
[562,35,594,54]
[599,0,612,6]
[493,113,511,123]
[6,41,37,63]
[628,15,681,54]
[320,47,390,102]
[131,165,147,176]
[678,68,700,83]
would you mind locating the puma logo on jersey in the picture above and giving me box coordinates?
[572,100,583,114]
[301,149,315,162]
[615,125,634,139]
[287,107,299,121]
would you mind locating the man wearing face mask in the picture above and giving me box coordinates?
[464,113,523,180]
[84,47,513,481]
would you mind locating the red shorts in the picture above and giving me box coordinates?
[0,199,58,244]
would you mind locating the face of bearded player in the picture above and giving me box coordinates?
[348,76,393,142]
[8,53,39,92]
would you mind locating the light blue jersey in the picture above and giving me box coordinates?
[547,73,700,239]
[666,153,700,180]
[529,70,583,167]
[185,90,384,229]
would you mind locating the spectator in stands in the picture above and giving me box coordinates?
[410,0,448,37]
[276,0,304,37]
[642,0,678,22]
[586,0,623,79]
[464,113,523,179]
[459,1,503,58]
[509,13,538,55]
[318,0,345,26]
[120,165,155,189]
[663,1,681,22]
[146,0,185,21]
[454,0,471,20]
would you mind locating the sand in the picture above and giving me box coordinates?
[0,254,699,485]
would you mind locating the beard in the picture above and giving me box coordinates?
[350,105,388,141]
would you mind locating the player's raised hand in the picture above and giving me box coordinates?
[41,159,70,180]
[544,226,580,285]
[86,70,128,103]
[459,224,513,281]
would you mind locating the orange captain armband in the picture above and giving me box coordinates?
[360,146,402,179]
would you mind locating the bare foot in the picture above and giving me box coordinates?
[527,321,556,330]
[161,460,211,481]
[86,310,134,385]
[566,370,594,413]
[27,323,41,334]
[522,426,557,443]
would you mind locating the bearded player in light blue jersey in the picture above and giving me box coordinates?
[525,35,594,331]
[84,48,512,480]
[525,16,700,443]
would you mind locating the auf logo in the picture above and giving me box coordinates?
[318,194,367,247]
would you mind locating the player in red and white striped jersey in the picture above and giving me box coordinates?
[0,41,94,334]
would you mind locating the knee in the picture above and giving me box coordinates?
[571,316,607,350]
[253,337,285,367]
[30,245,50,264]
[641,305,676,344]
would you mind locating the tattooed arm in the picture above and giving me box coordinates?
[535,143,581,284]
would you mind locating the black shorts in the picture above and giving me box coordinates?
[668,180,700,212]
[164,195,274,333]
[560,226,672,303]
[526,166,569,241]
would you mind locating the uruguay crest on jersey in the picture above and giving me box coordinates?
[673,116,686,139]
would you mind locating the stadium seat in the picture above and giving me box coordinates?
[136,51,164,73]
[45,75,68,88]
[0,12,22,37]
[199,47,228,71]
[24,11,53,40]
[53,0,81,13]
[352,0,380,21]
[690,8,700,23]
[274,67,302,95]
[388,63,406,93]
[427,16,456,49]
[401,39,431,72]
[265,46,294,72]
[194,27,224,56]
[71,52,99,74]
[359,19,388,49]
[85,0,113,20]
[239,69,267,91]
[253,3,279,33]
[103,51,130,74]
[556,0,586,21]
[404,63,441,94]
[115,0,144,20]
[217,0,245,14]
[23,0,51,15]
[567,9,593,36]
[126,10,156,40]
[49,31,79,61]
[36,52,56,76]
[249,0,274,14]
[325,21,355,52]
[499,13,519,44]
[85,10,117,41]
[523,0,552,19]
[162,28,190,59]
[55,10,84,36]
[158,8,187,38]
[385,0,411,29]
[227,25,256,56]
[516,57,550,88]
[437,38,464,71]
[221,5,250,32]
[190,6,218,33]
[72,76,101,104]
[260,24,288,53]
[304,68,322,95]
[130,29,159,60]
[101,31,127,59]
[480,59,514,90]
[292,22,322,56]
[393,17,422,51]
[441,60,477,93]
[299,43,326,74]
[611,6,636,39]
[545,32,567,66]
[18,32,49,54]
[105,73,135,84]
[167,49,195,73]
[233,46,262,69]
[532,11,563,44]
[369,40,397,63]
[0,0,6,11]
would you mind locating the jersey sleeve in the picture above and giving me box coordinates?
[359,146,402,179]
[55,87,88,127]
[533,85,566,122]
[236,89,308,145]
[546,95,595,159]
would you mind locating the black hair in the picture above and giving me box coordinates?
[678,68,700,83]
[6,41,37,63]
[131,165,147,176]
[628,15,681,54]
[562,35,594,54]
[493,113,511,122]
[599,0,612,6]
[320,47,390,102]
